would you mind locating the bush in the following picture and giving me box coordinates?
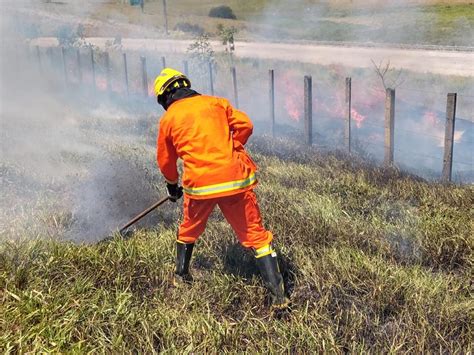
[208,5,236,20]
[56,25,78,47]
[174,22,205,35]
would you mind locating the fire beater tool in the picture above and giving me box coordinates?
[118,195,170,236]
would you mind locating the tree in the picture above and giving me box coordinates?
[217,24,238,53]
[371,59,405,90]
[187,33,214,63]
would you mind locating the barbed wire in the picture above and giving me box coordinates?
[452,162,474,168]
[354,121,385,130]
[352,139,384,149]
[397,87,474,99]
[394,127,445,140]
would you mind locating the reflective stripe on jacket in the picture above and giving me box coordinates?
[157,95,257,200]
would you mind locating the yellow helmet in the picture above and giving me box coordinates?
[153,68,191,98]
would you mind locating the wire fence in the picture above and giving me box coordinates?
[28,44,474,184]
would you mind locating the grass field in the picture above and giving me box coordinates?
[1,2,473,351]
[1,131,473,351]
[16,0,474,46]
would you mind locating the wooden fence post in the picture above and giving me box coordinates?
[304,75,313,146]
[442,93,457,182]
[183,60,189,76]
[140,56,148,97]
[384,88,396,166]
[345,77,352,152]
[35,45,42,74]
[90,48,96,91]
[162,0,169,35]
[122,52,129,95]
[105,52,111,93]
[161,56,166,69]
[25,44,32,64]
[76,49,82,84]
[231,66,239,108]
[269,69,275,137]
[46,47,54,73]
[208,61,214,95]
[61,47,68,84]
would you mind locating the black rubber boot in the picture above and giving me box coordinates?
[255,252,290,310]
[174,241,194,285]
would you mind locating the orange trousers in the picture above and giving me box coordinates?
[178,190,273,249]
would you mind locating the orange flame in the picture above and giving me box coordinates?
[285,98,300,122]
[420,110,464,146]
[280,71,302,122]
[148,82,155,97]
[423,110,441,126]
[95,77,107,91]
[351,108,366,129]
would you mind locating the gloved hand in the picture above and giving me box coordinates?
[166,183,183,202]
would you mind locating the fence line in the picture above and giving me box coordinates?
[269,69,275,138]
[344,77,351,153]
[231,66,239,108]
[398,87,474,99]
[384,88,396,166]
[123,53,129,96]
[90,48,96,92]
[208,61,214,96]
[32,45,473,183]
[76,49,83,85]
[304,75,313,146]
[442,93,457,182]
[140,56,148,97]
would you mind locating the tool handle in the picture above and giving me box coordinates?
[119,196,170,235]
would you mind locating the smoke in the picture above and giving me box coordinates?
[0,5,178,242]
[251,0,474,46]
[1,1,473,242]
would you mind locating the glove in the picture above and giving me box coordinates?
[166,183,183,202]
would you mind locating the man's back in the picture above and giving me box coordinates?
[158,95,256,199]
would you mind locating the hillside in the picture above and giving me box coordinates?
[7,0,474,46]
[1,137,473,353]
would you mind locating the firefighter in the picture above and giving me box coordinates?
[154,68,289,309]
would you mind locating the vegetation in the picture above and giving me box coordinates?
[208,5,237,20]
[217,24,238,53]
[1,135,472,352]
[22,1,474,46]
[2,1,473,350]
[174,22,205,36]
[187,33,215,62]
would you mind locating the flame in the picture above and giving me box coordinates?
[351,108,366,129]
[454,130,465,143]
[285,98,300,122]
[420,110,465,146]
[148,82,155,97]
[279,71,302,122]
[95,76,107,91]
[423,110,441,126]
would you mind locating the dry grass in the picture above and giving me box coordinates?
[1,135,473,353]
[17,0,474,46]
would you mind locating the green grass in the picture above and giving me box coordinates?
[32,0,474,46]
[1,137,473,353]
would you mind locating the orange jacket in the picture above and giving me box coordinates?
[157,95,257,200]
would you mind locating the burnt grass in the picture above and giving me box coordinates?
[1,136,473,353]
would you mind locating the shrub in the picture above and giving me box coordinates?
[208,5,236,20]
[56,24,86,48]
[187,33,215,62]
[174,22,205,35]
